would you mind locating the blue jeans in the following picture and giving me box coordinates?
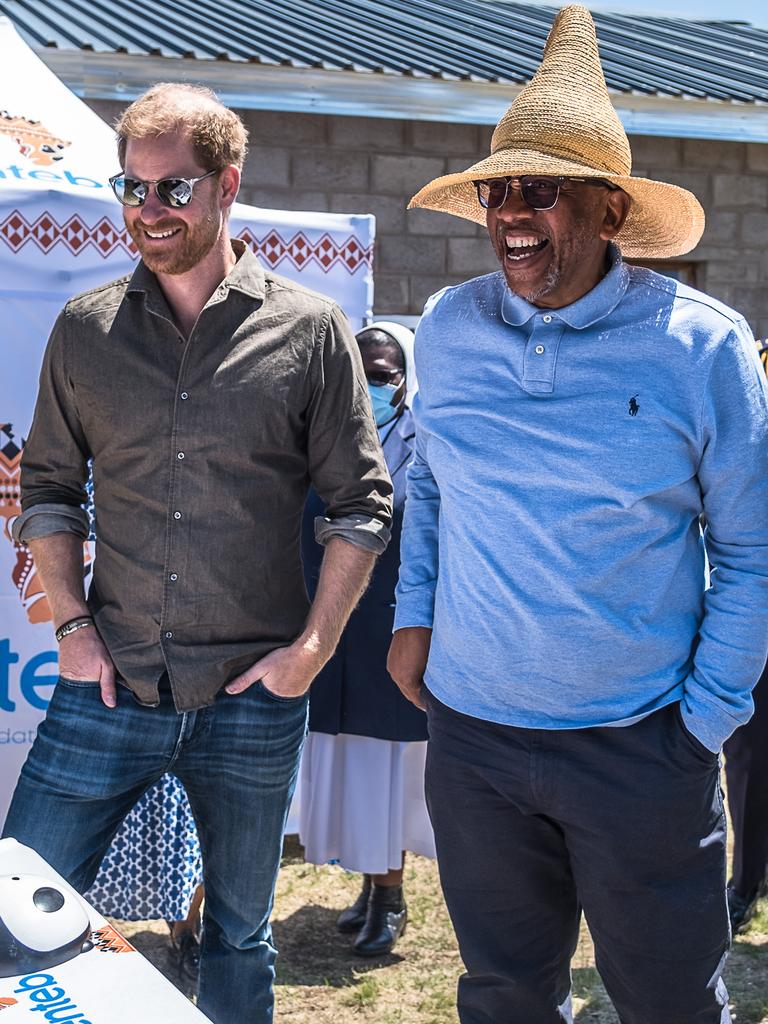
[2,676,308,1024]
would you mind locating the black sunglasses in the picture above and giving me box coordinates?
[473,175,619,212]
[366,367,405,387]
[108,170,218,208]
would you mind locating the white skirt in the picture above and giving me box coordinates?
[288,732,436,874]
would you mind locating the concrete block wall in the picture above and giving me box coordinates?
[235,110,499,318]
[89,101,768,336]
[631,135,768,337]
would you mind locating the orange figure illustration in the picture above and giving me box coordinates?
[0,111,70,166]
[0,423,90,624]
[0,423,50,624]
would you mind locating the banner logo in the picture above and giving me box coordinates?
[0,112,70,166]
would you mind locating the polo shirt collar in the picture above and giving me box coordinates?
[500,243,630,330]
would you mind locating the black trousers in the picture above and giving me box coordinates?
[723,661,768,898]
[425,694,731,1024]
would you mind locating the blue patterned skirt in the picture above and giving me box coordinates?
[86,774,203,921]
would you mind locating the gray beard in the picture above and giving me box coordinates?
[516,259,562,305]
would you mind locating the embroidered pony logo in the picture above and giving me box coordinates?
[628,394,639,417]
[0,111,70,166]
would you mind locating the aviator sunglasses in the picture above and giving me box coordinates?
[108,169,218,208]
[474,175,619,212]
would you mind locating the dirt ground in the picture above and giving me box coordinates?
[118,834,768,1024]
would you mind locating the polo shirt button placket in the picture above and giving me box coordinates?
[523,315,562,394]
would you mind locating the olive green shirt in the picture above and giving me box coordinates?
[14,242,392,711]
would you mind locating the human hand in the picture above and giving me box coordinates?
[225,641,325,699]
[58,625,118,709]
[387,626,432,710]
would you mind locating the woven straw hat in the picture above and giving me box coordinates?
[408,4,704,259]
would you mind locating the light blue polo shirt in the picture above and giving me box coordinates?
[394,249,768,752]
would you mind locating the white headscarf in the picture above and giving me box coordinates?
[357,321,418,408]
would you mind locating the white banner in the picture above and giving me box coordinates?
[0,18,375,826]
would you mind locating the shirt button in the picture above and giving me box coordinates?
[180,392,189,400]
[542,314,553,323]
[173,511,182,520]
[169,573,178,581]
[177,451,185,460]
[535,345,545,354]
[164,631,173,639]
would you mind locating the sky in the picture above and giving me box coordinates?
[530,0,768,29]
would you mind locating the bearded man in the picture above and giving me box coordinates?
[4,84,391,1024]
[388,6,768,1023]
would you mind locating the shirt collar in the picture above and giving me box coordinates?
[500,243,630,331]
[127,238,266,305]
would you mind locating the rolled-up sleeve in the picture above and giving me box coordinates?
[12,503,89,543]
[15,308,91,535]
[306,303,392,552]
[682,319,768,751]
[314,512,390,553]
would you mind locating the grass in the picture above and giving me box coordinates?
[117,820,768,1023]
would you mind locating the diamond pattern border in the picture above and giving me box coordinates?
[238,228,371,274]
[0,210,137,257]
[0,211,372,274]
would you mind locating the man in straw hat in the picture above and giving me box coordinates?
[388,5,768,1022]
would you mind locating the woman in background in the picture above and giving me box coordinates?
[298,322,435,958]
[87,774,203,980]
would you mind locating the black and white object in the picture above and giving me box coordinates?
[54,617,94,643]
[0,874,92,978]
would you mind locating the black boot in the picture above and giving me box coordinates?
[353,884,407,957]
[728,877,767,935]
[337,874,371,933]
[167,921,201,984]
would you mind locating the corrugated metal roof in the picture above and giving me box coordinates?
[2,0,768,104]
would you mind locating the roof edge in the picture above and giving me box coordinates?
[37,48,768,143]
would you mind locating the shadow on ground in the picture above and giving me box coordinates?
[121,925,198,1000]
[115,862,768,1024]
[119,905,406,997]
[572,936,768,1024]
[727,934,768,1024]
[573,967,616,1023]
[272,905,405,987]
